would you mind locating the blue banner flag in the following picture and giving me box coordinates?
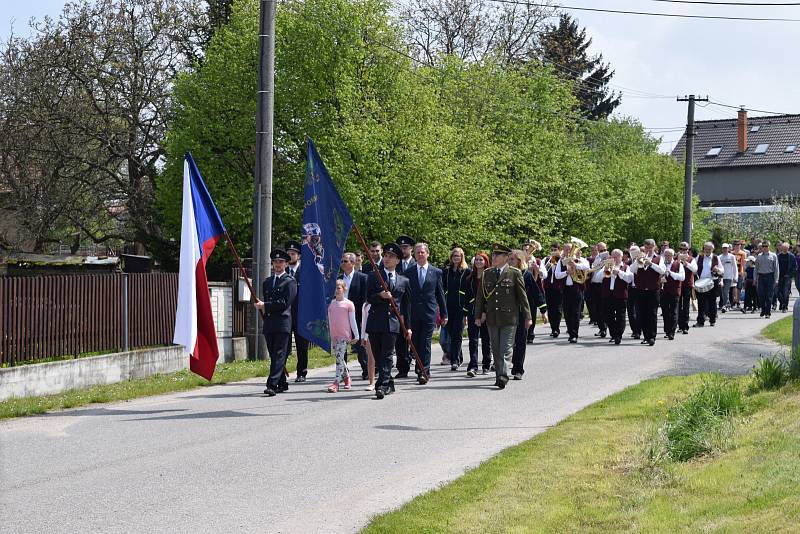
[297,138,354,351]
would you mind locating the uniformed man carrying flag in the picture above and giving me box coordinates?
[474,244,532,389]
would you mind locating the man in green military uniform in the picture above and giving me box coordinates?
[474,244,532,389]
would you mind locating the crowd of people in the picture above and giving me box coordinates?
[255,236,798,399]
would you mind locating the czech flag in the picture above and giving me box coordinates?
[173,154,226,380]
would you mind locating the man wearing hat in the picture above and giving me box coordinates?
[365,242,413,399]
[255,249,297,396]
[397,235,417,273]
[285,239,310,382]
[474,244,532,389]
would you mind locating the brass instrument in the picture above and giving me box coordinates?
[603,258,615,278]
[678,252,689,263]
[549,253,561,266]
[566,237,589,284]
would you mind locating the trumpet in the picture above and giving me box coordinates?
[678,252,689,263]
[549,253,561,266]
[603,258,615,278]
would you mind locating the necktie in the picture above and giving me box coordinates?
[388,272,394,290]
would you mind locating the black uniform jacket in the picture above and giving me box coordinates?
[365,269,411,335]
[261,273,297,334]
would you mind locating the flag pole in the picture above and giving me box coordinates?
[351,223,430,382]
[224,232,288,377]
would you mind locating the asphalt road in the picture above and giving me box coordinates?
[0,305,791,533]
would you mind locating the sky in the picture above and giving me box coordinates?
[2,0,798,154]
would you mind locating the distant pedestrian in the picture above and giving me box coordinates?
[326,280,360,393]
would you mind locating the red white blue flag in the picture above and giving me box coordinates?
[173,154,226,380]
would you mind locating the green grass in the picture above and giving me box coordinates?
[762,315,792,346]
[363,375,800,533]
[0,346,332,419]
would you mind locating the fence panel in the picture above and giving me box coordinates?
[0,273,186,366]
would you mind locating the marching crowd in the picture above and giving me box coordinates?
[255,236,798,399]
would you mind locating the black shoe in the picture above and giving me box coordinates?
[631,334,641,340]
[614,338,621,345]
[295,375,306,383]
[375,388,385,399]
[766,314,771,319]
[551,333,560,338]
[527,338,535,344]
[709,322,715,327]
[693,323,704,328]
[276,384,289,393]
[668,334,674,340]
[608,338,615,343]
[641,339,648,345]
[720,308,726,314]
[512,373,523,380]
[648,339,655,346]
[417,375,429,385]
[595,331,607,338]
[663,335,670,339]
[361,373,368,380]
[450,364,458,371]
[681,329,689,334]
[394,372,409,379]
[264,387,277,397]
[497,377,508,389]
[568,337,577,343]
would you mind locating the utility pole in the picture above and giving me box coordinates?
[677,94,708,245]
[249,0,276,360]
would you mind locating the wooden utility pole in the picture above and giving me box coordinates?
[677,94,708,244]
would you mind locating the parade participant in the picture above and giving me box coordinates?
[362,241,383,274]
[354,251,364,272]
[743,256,758,313]
[405,243,447,384]
[694,241,723,327]
[719,243,737,312]
[285,240,310,383]
[601,249,634,345]
[509,249,547,379]
[732,241,747,308]
[443,247,470,371]
[754,241,779,318]
[588,242,609,338]
[626,245,643,340]
[360,302,376,391]
[630,239,665,346]
[326,280,360,393]
[527,250,547,343]
[365,243,412,399]
[659,248,685,340]
[554,242,590,343]
[338,252,369,379]
[466,252,492,377]
[677,241,698,334]
[255,249,297,397]
[543,243,564,338]
[777,242,796,312]
[397,235,417,273]
[474,244,532,389]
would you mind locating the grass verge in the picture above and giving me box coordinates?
[0,346,332,420]
[762,315,791,346]
[362,375,800,533]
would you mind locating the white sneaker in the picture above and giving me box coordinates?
[365,383,375,391]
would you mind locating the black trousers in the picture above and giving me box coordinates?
[563,285,581,338]
[512,311,527,375]
[696,288,718,325]
[411,320,435,375]
[394,333,410,374]
[287,327,309,377]
[661,293,679,336]
[636,289,660,341]
[627,287,641,337]
[589,283,606,333]
[265,332,290,390]
[678,289,692,331]
[545,288,562,335]
[467,312,491,371]
[603,298,626,340]
[370,332,397,392]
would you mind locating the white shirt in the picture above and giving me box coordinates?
[629,253,666,275]
[590,254,608,284]
[554,257,589,286]
[682,256,698,274]
[719,252,737,280]
[663,261,686,282]
[608,263,634,289]
[498,264,508,275]
[342,271,353,297]
[699,254,714,280]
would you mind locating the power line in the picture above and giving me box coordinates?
[708,99,797,116]
[646,0,800,6]
[486,0,800,21]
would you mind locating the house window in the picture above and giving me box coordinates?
[750,125,761,132]
[754,143,769,154]
[786,145,797,153]
[706,146,722,157]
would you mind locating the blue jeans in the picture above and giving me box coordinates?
[757,274,776,316]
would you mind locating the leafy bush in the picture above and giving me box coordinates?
[648,375,742,463]
[750,356,787,392]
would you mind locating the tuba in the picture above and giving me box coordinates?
[566,237,589,284]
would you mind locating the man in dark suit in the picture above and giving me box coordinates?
[285,239,310,382]
[338,251,369,378]
[361,240,383,274]
[397,235,417,273]
[255,249,297,397]
[365,242,412,399]
[404,242,447,384]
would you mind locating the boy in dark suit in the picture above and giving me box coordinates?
[365,243,412,399]
[255,249,297,396]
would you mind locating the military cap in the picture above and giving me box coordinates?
[396,235,415,247]
[384,242,403,258]
[270,249,290,261]
[285,240,302,253]
[492,243,512,255]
